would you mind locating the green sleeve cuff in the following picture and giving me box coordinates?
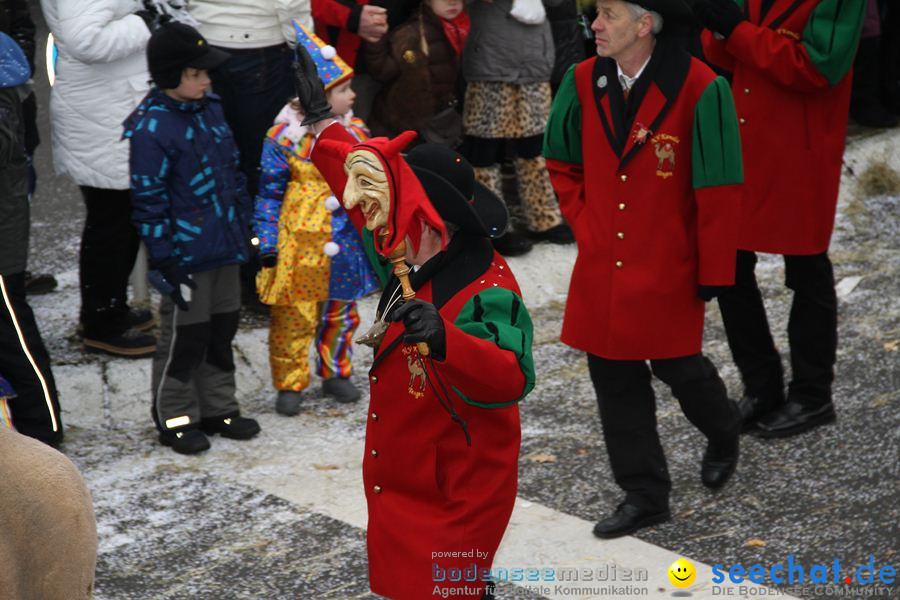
[543,65,583,165]
[451,288,535,408]
[802,0,866,85]
[692,77,744,189]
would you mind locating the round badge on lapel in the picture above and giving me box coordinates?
[597,75,607,89]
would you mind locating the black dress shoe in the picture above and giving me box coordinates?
[200,413,261,440]
[491,231,533,257]
[737,393,783,432]
[592,503,670,539]
[701,438,739,489]
[752,399,835,438]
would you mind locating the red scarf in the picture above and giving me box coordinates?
[439,11,470,59]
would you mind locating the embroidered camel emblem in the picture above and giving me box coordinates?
[655,142,675,172]
[407,355,427,391]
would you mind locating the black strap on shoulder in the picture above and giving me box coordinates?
[591,57,625,156]
[767,0,807,29]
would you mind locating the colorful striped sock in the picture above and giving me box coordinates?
[316,299,360,379]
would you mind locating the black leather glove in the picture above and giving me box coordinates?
[260,253,278,268]
[693,0,745,39]
[149,258,197,311]
[292,44,334,126]
[698,284,733,302]
[136,6,172,31]
[392,299,446,360]
[135,9,156,29]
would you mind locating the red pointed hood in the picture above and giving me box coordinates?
[319,130,448,256]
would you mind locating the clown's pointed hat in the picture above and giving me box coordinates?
[292,21,354,90]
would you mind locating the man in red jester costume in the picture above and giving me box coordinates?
[292,44,536,600]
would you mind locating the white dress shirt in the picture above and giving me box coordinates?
[616,53,653,94]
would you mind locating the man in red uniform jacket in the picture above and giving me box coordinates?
[544,0,743,538]
[695,0,865,437]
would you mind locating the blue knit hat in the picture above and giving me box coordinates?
[0,32,30,88]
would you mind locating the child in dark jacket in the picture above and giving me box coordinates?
[126,22,260,455]
[363,0,469,145]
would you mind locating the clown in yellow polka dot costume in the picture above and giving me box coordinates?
[253,24,380,411]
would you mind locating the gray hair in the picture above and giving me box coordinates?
[625,2,663,34]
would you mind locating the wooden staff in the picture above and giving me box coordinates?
[384,233,430,357]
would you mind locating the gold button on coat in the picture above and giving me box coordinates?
[371,412,378,421]
[617,232,624,240]
[743,87,750,94]
[739,117,746,124]
[620,174,628,182]
[618,203,626,210]
[371,375,378,383]
[371,449,378,457]
[615,260,623,268]
[373,485,382,494]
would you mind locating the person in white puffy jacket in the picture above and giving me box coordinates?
[41,0,157,357]
[188,0,312,311]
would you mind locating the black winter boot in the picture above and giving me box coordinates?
[159,427,210,455]
[200,412,261,440]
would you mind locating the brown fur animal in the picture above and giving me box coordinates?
[0,427,97,599]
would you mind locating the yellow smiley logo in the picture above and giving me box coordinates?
[668,558,696,588]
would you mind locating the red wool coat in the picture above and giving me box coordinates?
[311,123,535,599]
[544,44,743,360]
[362,268,523,599]
[701,0,865,255]
[312,0,367,66]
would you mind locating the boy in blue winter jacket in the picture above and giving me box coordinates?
[125,22,260,455]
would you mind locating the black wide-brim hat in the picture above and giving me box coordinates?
[406,144,508,239]
[632,0,695,28]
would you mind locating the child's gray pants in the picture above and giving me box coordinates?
[152,264,242,432]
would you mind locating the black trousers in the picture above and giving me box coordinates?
[208,43,294,200]
[716,250,837,406]
[0,272,63,446]
[587,353,739,512]
[79,186,140,338]
[458,134,544,165]
[208,43,295,298]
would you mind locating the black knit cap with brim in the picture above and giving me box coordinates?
[406,144,508,240]
[147,22,230,90]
